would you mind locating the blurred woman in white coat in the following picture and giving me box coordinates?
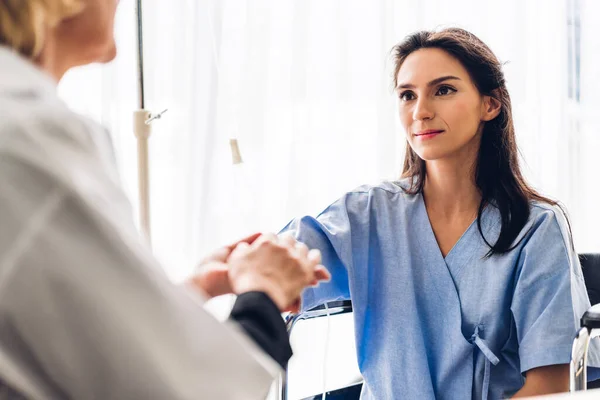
[0,1,329,399]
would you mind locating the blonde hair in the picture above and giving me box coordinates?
[0,0,83,59]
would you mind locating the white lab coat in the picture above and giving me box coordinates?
[0,46,280,399]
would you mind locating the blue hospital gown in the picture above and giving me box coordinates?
[281,180,600,399]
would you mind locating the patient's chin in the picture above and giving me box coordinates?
[410,146,448,162]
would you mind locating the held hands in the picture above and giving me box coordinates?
[189,233,261,298]
[189,232,330,312]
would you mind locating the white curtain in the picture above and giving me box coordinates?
[58,0,600,281]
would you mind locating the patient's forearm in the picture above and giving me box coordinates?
[512,364,569,398]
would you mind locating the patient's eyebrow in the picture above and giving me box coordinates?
[396,75,461,90]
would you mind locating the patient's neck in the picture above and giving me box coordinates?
[423,157,480,220]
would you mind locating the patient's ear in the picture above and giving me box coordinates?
[481,91,501,122]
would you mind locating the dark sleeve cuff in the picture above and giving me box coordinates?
[229,291,293,369]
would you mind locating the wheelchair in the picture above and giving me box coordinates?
[278,253,600,399]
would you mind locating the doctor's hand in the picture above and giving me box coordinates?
[227,233,330,312]
[188,233,262,298]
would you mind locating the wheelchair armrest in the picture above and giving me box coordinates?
[297,383,363,400]
[285,300,353,334]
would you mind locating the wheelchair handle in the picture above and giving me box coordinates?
[571,304,600,391]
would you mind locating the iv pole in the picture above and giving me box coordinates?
[134,0,168,247]
[134,0,152,246]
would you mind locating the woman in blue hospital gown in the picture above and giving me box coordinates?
[281,28,600,399]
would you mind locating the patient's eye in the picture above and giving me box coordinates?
[399,90,416,102]
[435,85,457,96]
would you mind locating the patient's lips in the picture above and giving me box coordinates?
[414,129,444,140]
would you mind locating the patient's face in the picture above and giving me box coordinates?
[395,48,487,163]
[56,0,120,65]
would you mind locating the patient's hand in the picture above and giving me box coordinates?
[283,265,331,313]
[228,233,330,311]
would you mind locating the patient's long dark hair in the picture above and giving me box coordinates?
[392,28,566,256]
